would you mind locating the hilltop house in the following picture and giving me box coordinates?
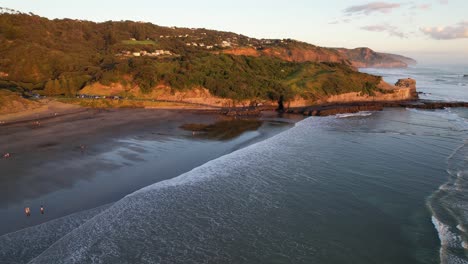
[221,41,231,48]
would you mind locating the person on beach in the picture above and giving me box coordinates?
[80,144,86,153]
[25,207,30,216]
[40,205,44,214]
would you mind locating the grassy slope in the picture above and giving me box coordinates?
[0,90,41,114]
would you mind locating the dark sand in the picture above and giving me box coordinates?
[0,108,301,234]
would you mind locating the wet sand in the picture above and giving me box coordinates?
[0,108,301,234]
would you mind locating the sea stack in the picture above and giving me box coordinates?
[395,78,418,99]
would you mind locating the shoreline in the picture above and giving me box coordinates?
[5,107,460,264]
[0,108,300,235]
[284,100,468,117]
[2,98,468,125]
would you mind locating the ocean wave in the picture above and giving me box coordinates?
[8,109,468,263]
[430,212,468,264]
[428,137,468,263]
[335,112,373,118]
[0,204,111,264]
[26,118,315,263]
[432,216,464,248]
[407,108,468,131]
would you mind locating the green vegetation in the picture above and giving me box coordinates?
[121,40,157,45]
[284,62,382,100]
[0,12,383,104]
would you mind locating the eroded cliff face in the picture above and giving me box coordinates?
[320,87,415,104]
[80,83,259,108]
[81,78,418,109]
[286,78,418,107]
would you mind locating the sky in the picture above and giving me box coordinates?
[1,0,467,64]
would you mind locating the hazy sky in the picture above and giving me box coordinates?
[1,0,467,64]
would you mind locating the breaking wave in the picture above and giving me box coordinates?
[427,109,468,264]
[335,111,373,118]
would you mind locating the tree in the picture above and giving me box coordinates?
[103,30,117,48]
[135,65,158,93]
[44,79,61,96]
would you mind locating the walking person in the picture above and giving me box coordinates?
[40,205,44,215]
[24,207,31,217]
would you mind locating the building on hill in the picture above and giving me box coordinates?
[221,41,231,48]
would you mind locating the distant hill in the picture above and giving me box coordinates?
[335,48,417,68]
[0,10,416,106]
[380,53,417,66]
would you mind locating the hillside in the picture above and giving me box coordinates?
[335,48,417,68]
[380,53,417,66]
[0,10,416,107]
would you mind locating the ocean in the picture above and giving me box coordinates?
[361,65,468,102]
[1,65,467,263]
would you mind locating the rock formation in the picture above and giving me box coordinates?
[395,78,416,89]
[395,78,418,99]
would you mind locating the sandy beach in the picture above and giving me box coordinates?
[0,107,300,234]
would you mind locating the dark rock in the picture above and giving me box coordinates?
[395,78,416,89]
[283,100,468,117]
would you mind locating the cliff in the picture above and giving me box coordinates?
[285,78,417,107]
[223,46,415,69]
[0,10,416,107]
[381,53,417,66]
[335,48,416,68]
[77,77,418,110]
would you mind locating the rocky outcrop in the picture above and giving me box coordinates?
[285,78,418,107]
[286,100,468,117]
[80,77,418,111]
[395,78,416,89]
[395,78,418,99]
